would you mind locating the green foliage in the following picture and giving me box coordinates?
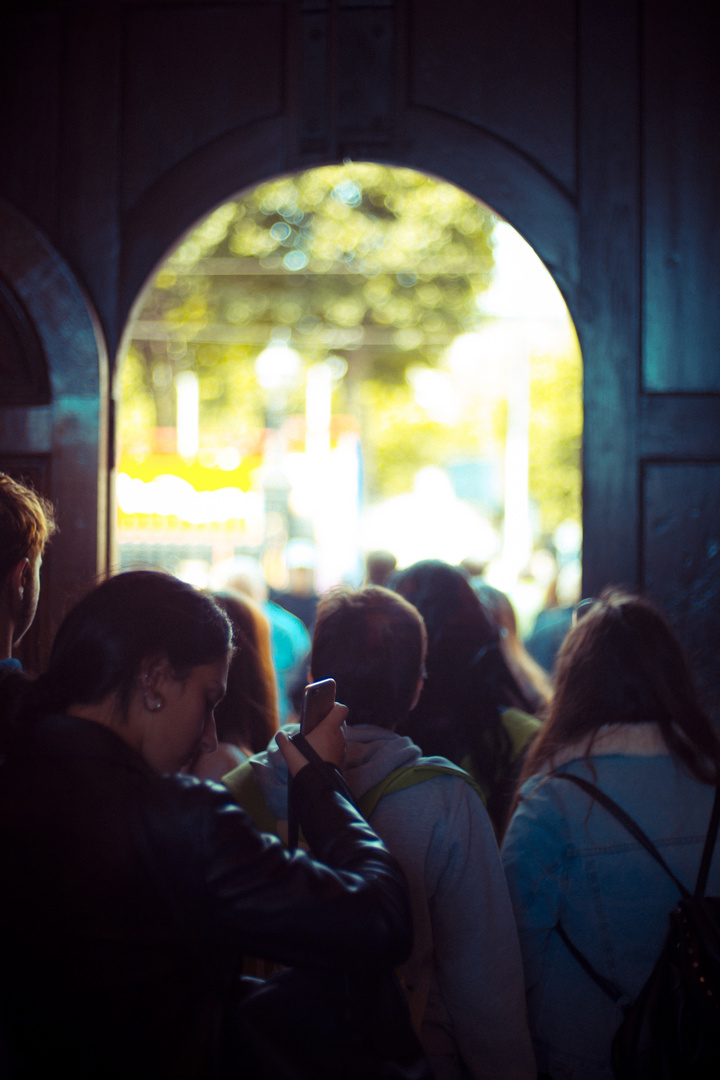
[120,162,582,540]
[126,163,497,438]
[528,337,583,534]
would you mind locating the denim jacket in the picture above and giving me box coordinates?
[501,722,720,1080]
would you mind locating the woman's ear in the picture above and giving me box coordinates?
[139,655,171,712]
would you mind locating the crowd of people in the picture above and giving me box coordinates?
[0,470,719,1079]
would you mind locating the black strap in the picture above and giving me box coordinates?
[553,772,691,899]
[550,772,720,1004]
[287,733,355,850]
[554,921,623,1003]
[695,782,720,898]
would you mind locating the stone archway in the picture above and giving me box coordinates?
[0,198,108,667]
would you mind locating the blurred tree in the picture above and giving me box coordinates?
[528,338,583,534]
[122,162,581,538]
[126,163,496,495]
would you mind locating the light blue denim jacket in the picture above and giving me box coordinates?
[501,723,720,1080]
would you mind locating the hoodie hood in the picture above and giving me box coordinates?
[250,723,425,818]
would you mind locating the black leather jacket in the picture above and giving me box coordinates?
[0,714,412,1078]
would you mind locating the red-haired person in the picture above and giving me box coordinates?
[0,472,55,673]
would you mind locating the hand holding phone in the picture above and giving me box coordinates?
[278,681,346,776]
[300,678,337,736]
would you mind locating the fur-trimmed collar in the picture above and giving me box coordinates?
[547,722,670,770]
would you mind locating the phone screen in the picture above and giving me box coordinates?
[300,678,336,736]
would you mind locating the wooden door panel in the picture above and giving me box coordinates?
[642,1,720,391]
[643,462,720,717]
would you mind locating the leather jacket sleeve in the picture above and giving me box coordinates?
[177,764,413,972]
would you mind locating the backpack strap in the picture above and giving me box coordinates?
[553,921,623,1003]
[358,762,483,818]
[358,761,482,1034]
[553,772,692,900]
[549,774,720,1005]
[694,783,720,898]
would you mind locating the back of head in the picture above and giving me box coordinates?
[473,581,553,709]
[393,560,531,794]
[34,571,232,719]
[209,556,268,604]
[365,549,398,587]
[393,560,501,687]
[0,473,56,580]
[521,587,720,784]
[212,590,279,754]
[472,582,517,639]
[311,586,425,729]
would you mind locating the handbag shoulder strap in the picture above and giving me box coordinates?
[694,783,720,898]
[552,772,691,900]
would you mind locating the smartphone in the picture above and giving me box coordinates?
[300,678,336,736]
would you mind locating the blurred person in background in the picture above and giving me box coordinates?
[393,560,541,838]
[364,549,398,588]
[210,555,309,723]
[188,589,280,781]
[471,581,553,712]
[269,539,320,632]
[525,559,582,675]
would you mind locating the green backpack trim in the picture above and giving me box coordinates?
[223,760,279,835]
[224,758,482,838]
[357,761,484,817]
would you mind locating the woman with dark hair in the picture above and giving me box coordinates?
[189,589,279,780]
[501,588,720,1080]
[0,571,413,1080]
[470,581,553,712]
[393,559,540,837]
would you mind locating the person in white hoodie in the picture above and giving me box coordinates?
[224,585,535,1080]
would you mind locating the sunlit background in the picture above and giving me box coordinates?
[116,163,582,632]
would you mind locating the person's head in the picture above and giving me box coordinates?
[211,590,279,754]
[520,587,720,785]
[209,555,269,605]
[0,473,56,647]
[310,585,426,729]
[392,560,532,796]
[472,581,553,709]
[364,549,398,588]
[284,540,317,596]
[393,560,497,662]
[33,571,233,772]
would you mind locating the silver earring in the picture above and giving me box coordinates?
[143,692,162,713]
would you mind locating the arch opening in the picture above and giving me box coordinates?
[116,163,582,639]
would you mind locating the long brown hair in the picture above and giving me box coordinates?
[211,590,279,755]
[393,560,533,798]
[518,587,720,789]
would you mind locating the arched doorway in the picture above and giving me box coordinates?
[116,164,581,639]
